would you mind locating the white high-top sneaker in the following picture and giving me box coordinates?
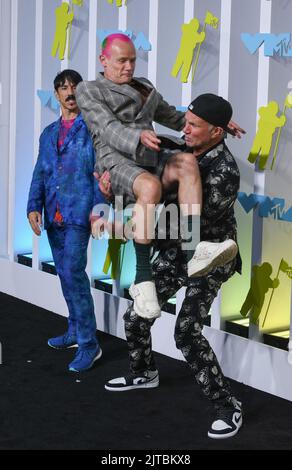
[208,400,242,439]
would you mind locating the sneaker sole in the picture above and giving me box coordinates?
[105,378,159,392]
[69,348,103,372]
[48,342,78,349]
[189,243,238,277]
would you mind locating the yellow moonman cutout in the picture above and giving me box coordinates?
[240,262,280,325]
[72,0,84,5]
[51,3,74,61]
[171,18,206,83]
[248,101,286,171]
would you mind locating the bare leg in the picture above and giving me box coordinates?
[162,152,201,260]
[161,152,202,216]
[161,152,238,277]
[132,172,162,245]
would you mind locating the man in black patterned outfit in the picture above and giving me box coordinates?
[105,94,243,439]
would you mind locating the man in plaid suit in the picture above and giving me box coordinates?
[76,34,238,321]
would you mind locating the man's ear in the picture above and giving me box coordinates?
[212,126,224,138]
[99,54,107,67]
[54,90,60,102]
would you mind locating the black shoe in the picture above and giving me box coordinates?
[105,370,159,392]
[208,400,242,439]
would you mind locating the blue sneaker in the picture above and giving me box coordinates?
[48,332,78,349]
[68,346,102,372]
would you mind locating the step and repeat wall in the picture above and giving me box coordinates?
[1,0,292,399]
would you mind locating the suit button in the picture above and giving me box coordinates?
[56,186,60,190]
[58,166,62,170]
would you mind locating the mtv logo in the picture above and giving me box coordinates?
[241,32,292,57]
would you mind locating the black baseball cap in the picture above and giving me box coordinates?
[188,93,233,132]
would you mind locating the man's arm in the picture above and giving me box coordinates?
[76,81,142,157]
[153,93,185,131]
[203,163,240,223]
[27,142,45,219]
[27,140,45,235]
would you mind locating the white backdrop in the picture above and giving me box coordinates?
[1,0,292,401]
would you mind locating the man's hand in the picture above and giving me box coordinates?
[227,120,246,138]
[91,216,107,239]
[28,211,42,236]
[91,216,127,242]
[94,171,113,200]
[140,130,161,151]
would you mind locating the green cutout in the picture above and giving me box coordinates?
[171,11,219,83]
[240,262,280,325]
[51,2,74,61]
[171,18,205,83]
[248,101,286,171]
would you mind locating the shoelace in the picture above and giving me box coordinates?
[214,405,238,421]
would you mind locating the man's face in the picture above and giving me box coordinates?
[100,40,136,85]
[55,79,79,114]
[183,110,217,152]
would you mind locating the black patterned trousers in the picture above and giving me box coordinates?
[124,245,239,406]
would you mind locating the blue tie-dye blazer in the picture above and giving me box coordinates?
[27,113,105,229]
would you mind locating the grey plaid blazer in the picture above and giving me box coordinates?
[76,73,185,171]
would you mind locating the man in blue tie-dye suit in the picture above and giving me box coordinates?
[27,70,105,373]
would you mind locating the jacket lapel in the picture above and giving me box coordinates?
[96,73,142,106]
[58,114,83,154]
[50,118,61,153]
[136,87,156,119]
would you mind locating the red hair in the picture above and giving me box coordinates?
[101,33,134,57]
